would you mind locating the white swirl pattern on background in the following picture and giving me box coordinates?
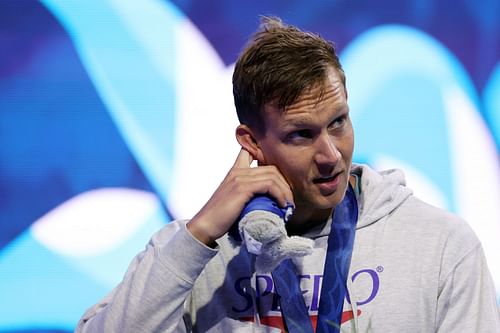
[0,0,498,330]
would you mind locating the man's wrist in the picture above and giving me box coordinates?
[186,219,218,248]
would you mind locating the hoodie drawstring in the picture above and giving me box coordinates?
[347,277,360,332]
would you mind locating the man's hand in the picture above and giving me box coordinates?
[187,148,294,247]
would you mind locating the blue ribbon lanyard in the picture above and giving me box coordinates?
[271,184,359,333]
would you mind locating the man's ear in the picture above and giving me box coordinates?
[235,125,266,164]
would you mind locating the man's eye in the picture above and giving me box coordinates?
[288,129,312,140]
[330,116,346,129]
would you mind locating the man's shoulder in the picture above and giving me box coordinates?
[397,195,481,251]
[401,195,470,227]
[353,163,478,244]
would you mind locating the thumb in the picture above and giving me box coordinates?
[233,148,254,168]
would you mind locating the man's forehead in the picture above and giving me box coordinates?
[268,84,346,116]
[264,93,348,129]
[287,84,344,111]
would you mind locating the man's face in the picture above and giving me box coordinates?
[257,68,354,222]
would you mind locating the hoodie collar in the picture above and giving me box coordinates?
[300,164,412,238]
[351,164,412,229]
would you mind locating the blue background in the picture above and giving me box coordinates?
[0,0,499,331]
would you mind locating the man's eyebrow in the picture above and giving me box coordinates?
[283,105,349,127]
[336,104,350,114]
[282,116,313,128]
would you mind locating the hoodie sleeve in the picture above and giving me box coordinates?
[435,242,500,332]
[75,220,219,333]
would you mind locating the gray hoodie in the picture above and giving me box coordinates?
[76,164,500,332]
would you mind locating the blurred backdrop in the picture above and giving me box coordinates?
[0,0,499,331]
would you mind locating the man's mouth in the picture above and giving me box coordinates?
[313,171,342,184]
[313,171,343,194]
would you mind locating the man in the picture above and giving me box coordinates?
[76,17,500,332]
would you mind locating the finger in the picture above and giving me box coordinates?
[267,185,294,208]
[231,172,294,207]
[249,178,294,208]
[232,148,254,169]
[241,165,291,197]
[231,164,288,188]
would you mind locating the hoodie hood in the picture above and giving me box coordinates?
[301,164,412,239]
[351,163,413,229]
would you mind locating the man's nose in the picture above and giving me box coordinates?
[315,133,341,168]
